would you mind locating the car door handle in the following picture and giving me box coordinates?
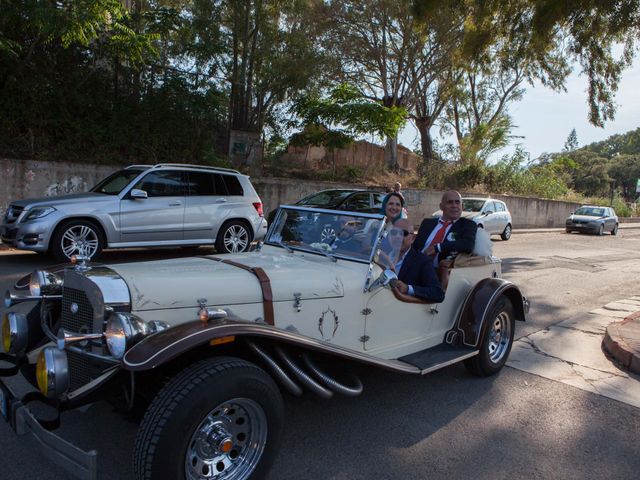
[168,202,182,206]
[216,198,228,203]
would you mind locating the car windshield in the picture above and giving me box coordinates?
[296,190,355,208]
[463,199,486,212]
[266,207,384,262]
[575,207,605,216]
[91,168,147,195]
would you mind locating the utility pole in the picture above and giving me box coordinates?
[610,179,616,206]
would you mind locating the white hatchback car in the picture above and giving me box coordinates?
[433,197,513,240]
[1,206,528,480]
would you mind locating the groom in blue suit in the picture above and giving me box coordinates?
[414,190,477,264]
[390,219,445,303]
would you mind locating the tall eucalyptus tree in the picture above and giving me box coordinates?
[321,0,433,170]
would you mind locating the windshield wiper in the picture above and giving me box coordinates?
[277,241,294,253]
[310,243,337,262]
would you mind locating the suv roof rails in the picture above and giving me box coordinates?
[152,163,241,175]
[124,164,241,174]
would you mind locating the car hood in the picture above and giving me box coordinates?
[568,214,602,222]
[11,192,115,208]
[111,252,360,311]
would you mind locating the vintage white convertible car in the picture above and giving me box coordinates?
[1,206,528,480]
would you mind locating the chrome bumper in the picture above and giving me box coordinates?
[0,360,97,480]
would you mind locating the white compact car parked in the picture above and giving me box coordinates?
[433,197,513,240]
[1,206,528,480]
[0,163,267,260]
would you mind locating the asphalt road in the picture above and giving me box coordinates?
[1,229,640,480]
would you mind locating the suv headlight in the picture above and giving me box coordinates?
[29,269,63,296]
[24,206,56,221]
[104,312,160,359]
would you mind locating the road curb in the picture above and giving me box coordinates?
[602,311,640,374]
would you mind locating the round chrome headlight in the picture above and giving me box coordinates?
[104,313,151,359]
[36,347,69,398]
[2,312,28,354]
[29,269,63,297]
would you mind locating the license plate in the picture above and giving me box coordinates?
[0,386,7,420]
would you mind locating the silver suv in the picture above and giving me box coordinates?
[0,163,267,260]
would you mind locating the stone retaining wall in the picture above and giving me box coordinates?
[0,158,598,229]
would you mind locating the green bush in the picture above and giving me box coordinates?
[446,163,487,189]
[612,197,632,217]
[344,165,363,182]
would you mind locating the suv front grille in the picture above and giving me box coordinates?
[4,205,23,224]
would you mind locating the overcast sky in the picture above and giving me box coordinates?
[399,58,640,162]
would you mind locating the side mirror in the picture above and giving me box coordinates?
[368,268,398,292]
[380,268,397,286]
[130,189,148,199]
[484,210,494,215]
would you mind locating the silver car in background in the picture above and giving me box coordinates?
[433,197,513,240]
[566,205,619,235]
[0,163,267,260]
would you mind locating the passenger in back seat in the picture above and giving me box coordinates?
[416,190,477,266]
[390,219,445,303]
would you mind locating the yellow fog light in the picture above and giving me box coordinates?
[1,312,28,354]
[36,350,48,396]
[2,313,10,353]
[36,347,70,398]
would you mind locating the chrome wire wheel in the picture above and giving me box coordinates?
[186,398,267,480]
[223,224,249,253]
[60,224,100,259]
[487,310,512,364]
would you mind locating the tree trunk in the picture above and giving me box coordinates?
[384,136,398,170]
[415,116,434,177]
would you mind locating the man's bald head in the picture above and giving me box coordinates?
[440,190,462,221]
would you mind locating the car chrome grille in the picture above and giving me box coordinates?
[62,286,104,391]
[62,287,94,333]
[67,350,94,391]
